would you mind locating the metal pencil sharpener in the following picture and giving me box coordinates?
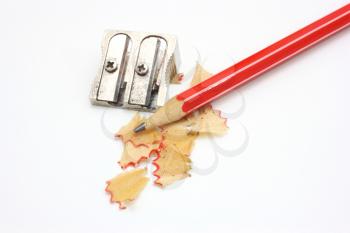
[90,30,180,112]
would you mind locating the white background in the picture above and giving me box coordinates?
[1,0,350,232]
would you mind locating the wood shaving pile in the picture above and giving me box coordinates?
[105,64,229,209]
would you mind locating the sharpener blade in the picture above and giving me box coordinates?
[96,34,131,104]
[129,37,167,106]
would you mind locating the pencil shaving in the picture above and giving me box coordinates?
[105,168,149,209]
[153,145,191,186]
[163,134,197,155]
[119,141,160,169]
[116,113,143,142]
[187,106,228,135]
[109,63,228,208]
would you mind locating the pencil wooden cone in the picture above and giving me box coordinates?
[144,97,186,130]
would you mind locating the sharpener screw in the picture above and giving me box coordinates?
[105,58,118,73]
[135,63,149,76]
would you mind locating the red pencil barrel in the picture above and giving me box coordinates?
[177,4,350,113]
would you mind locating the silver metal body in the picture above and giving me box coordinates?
[90,30,180,112]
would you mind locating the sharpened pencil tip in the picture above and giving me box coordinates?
[133,122,146,133]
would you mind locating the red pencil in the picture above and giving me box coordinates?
[134,3,350,133]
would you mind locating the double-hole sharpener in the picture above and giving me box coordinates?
[90,30,180,112]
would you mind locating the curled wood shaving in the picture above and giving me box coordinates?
[109,63,229,208]
[119,141,160,169]
[116,113,142,143]
[163,134,197,156]
[106,168,149,209]
[153,145,191,186]
[187,105,228,135]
